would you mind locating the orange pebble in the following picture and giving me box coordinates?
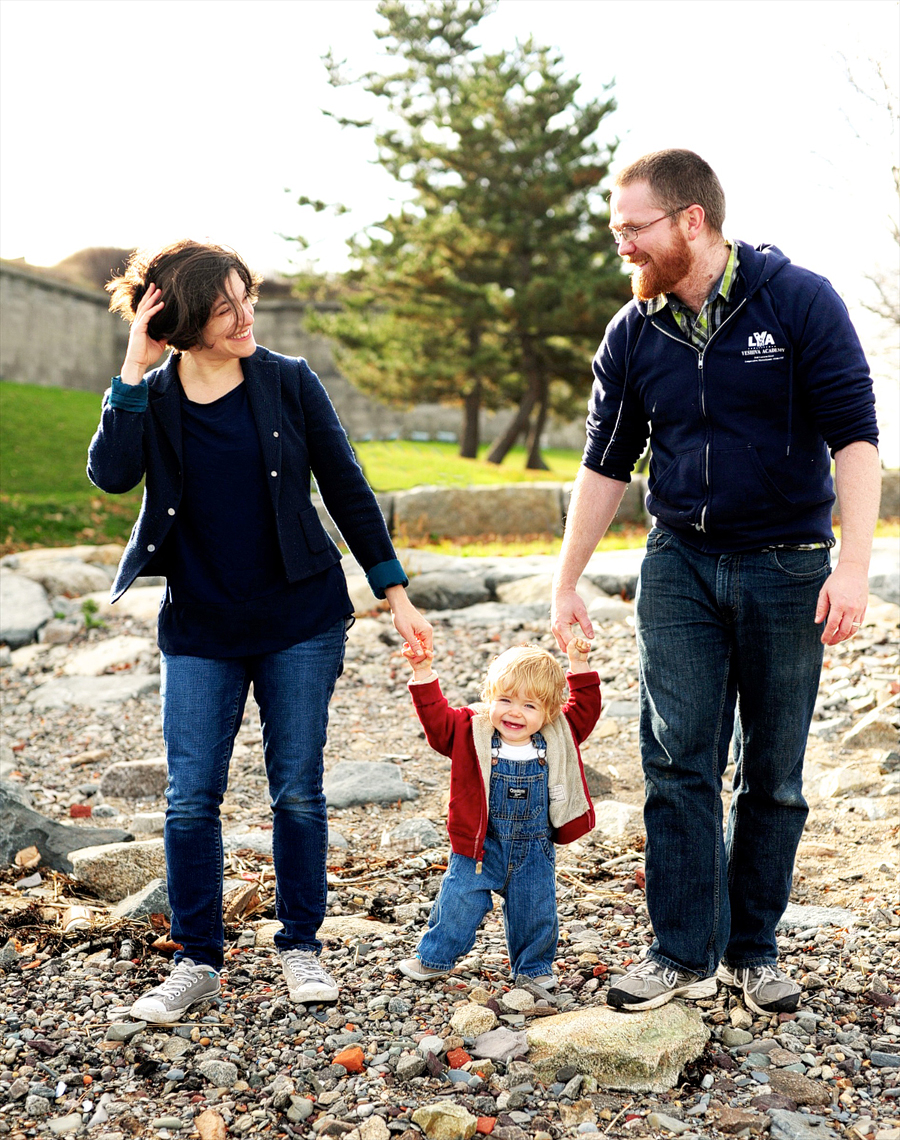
[446,1047,471,1069]
[476,1117,497,1134]
[333,1045,365,1073]
[82,1075,93,1086]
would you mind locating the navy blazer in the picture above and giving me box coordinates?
[87,346,404,602]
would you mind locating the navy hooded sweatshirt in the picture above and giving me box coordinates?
[583,241,879,553]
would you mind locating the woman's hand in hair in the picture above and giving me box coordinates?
[121,285,168,385]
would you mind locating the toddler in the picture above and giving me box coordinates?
[398,638,600,988]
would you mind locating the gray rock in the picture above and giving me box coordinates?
[48,1112,85,1135]
[583,573,639,601]
[0,569,53,648]
[110,877,171,920]
[99,758,168,800]
[198,1058,239,1087]
[223,831,273,855]
[24,1094,51,1117]
[471,1027,530,1064]
[324,760,419,808]
[396,1054,427,1080]
[868,571,899,605]
[843,797,893,820]
[807,716,852,740]
[582,764,613,798]
[384,817,442,850]
[70,839,166,901]
[0,781,132,872]
[871,1050,900,1067]
[768,1110,830,1140]
[603,701,641,719]
[527,1004,709,1094]
[586,596,634,624]
[405,571,491,611]
[432,602,548,626]
[106,1021,147,1042]
[26,672,160,711]
[592,800,642,839]
[776,903,857,932]
[645,1113,691,1135]
[271,1073,297,1109]
[16,558,112,599]
[496,574,604,609]
[130,811,166,834]
[842,706,900,750]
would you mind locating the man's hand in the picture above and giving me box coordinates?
[815,561,869,645]
[551,587,594,652]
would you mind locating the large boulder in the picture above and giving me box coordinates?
[527,1003,708,1093]
[395,484,564,540]
[0,782,132,872]
[323,760,419,808]
[405,572,491,611]
[69,838,166,901]
[99,758,168,800]
[0,569,53,648]
[495,573,604,608]
[14,559,112,599]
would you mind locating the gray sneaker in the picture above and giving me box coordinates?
[607,957,717,1011]
[397,957,448,981]
[280,949,339,1002]
[717,963,801,1015]
[130,958,220,1024]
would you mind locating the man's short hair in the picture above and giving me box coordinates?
[614,149,726,236]
[481,645,567,724]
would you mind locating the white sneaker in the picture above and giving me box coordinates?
[130,958,220,1024]
[397,957,448,981]
[280,949,339,1002]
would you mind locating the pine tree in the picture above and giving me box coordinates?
[299,0,629,467]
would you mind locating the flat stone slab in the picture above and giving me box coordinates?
[26,672,160,710]
[323,760,418,808]
[255,914,396,948]
[776,904,857,932]
[100,758,168,800]
[62,634,153,676]
[0,782,132,873]
[527,1003,709,1093]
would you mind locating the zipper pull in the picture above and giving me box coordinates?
[475,861,483,875]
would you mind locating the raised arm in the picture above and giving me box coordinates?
[551,467,628,650]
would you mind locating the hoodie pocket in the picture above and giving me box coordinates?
[646,449,705,527]
[709,446,795,529]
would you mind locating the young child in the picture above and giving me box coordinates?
[398,638,600,988]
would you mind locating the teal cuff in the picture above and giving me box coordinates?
[109,376,148,412]
[366,558,409,600]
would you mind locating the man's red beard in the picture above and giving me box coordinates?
[629,228,693,301]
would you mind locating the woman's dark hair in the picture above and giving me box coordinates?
[106,240,262,352]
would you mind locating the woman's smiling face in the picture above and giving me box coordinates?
[198,268,257,359]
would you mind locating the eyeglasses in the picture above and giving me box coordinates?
[609,206,690,245]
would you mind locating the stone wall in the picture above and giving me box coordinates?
[0,260,585,449]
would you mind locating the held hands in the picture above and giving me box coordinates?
[402,638,436,683]
[551,587,594,653]
[566,635,593,673]
[121,284,168,386]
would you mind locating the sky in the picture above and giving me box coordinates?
[1,0,898,451]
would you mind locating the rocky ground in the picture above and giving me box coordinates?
[0,545,898,1140]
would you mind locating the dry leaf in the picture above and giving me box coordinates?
[223,882,260,923]
[14,846,40,870]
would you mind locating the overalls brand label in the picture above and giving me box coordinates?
[507,787,527,799]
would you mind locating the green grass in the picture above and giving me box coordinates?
[0,380,585,552]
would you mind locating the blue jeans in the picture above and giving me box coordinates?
[635,529,828,977]
[160,619,347,969]
[417,755,558,977]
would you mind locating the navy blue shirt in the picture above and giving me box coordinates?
[157,381,351,657]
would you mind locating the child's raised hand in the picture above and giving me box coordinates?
[566,636,592,671]
[402,639,435,681]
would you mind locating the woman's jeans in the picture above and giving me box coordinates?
[160,620,346,969]
[635,529,828,978]
[417,755,558,978]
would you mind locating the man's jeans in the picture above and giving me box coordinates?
[160,620,346,969]
[417,755,558,978]
[635,529,828,978]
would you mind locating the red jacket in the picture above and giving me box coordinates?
[409,671,601,866]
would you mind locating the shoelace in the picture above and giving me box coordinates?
[632,957,678,987]
[282,951,331,984]
[745,965,780,994]
[150,960,206,999]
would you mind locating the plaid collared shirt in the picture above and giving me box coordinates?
[646,241,739,348]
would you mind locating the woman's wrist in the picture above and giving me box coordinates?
[120,360,147,386]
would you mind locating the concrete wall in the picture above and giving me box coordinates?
[0,260,585,449]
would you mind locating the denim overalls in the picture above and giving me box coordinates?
[416,732,559,979]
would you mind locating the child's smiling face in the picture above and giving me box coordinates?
[489,687,547,745]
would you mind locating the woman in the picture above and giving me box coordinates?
[88,240,432,1022]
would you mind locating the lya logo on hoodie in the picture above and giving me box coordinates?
[741,330,786,364]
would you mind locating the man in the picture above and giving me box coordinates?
[551,149,880,1014]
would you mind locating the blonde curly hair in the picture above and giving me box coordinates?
[480,645,567,724]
